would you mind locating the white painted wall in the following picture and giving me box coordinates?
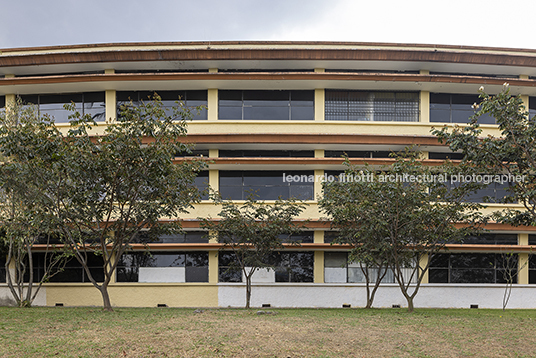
[138,267,185,283]
[218,283,536,309]
[0,285,46,306]
[243,267,275,283]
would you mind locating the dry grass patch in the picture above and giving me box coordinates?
[0,307,534,357]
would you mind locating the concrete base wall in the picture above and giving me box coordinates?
[2,283,535,309]
[0,285,47,306]
[218,283,536,309]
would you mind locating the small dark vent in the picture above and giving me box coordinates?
[262,304,271,308]
[55,303,64,307]
[470,304,479,309]
[342,304,351,308]
[157,304,168,308]
[392,304,401,309]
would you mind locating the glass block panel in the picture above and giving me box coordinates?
[326,90,418,121]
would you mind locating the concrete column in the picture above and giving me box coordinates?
[108,252,117,283]
[519,75,530,114]
[419,70,430,123]
[314,69,325,122]
[5,93,15,117]
[105,90,116,123]
[207,89,218,121]
[519,233,529,284]
[4,75,15,116]
[209,170,219,192]
[104,69,116,123]
[520,95,529,113]
[419,254,429,284]
[314,230,324,243]
[208,250,219,284]
[314,251,325,283]
[208,150,219,193]
[314,169,324,201]
[314,231,325,283]
[314,88,325,122]
[207,67,218,122]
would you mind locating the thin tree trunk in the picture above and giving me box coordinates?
[245,275,252,309]
[23,244,33,307]
[406,297,415,313]
[99,283,113,312]
[368,267,388,310]
[5,241,21,306]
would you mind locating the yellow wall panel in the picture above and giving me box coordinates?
[46,284,218,307]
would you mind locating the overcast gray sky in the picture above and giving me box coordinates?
[1,0,534,50]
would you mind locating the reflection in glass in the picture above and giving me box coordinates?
[20,93,105,123]
[219,90,314,120]
[430,93,495,124]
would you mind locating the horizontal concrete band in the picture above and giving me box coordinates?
[2,284,533,309]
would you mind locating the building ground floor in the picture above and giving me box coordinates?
[1,230,535,309]
[1,283,536,309]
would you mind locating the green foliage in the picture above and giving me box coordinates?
[320,149,483,311]
[433,84,536,226]
[0,100,71,307]
[0,95,207,310]
[202,194,306,308]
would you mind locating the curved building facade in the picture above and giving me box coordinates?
[1,41,536,308]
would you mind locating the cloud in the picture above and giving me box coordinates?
[1,0,536,49]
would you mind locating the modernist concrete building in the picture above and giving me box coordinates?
[1,41,536,309]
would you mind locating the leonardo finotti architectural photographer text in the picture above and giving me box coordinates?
[282,173,526,184]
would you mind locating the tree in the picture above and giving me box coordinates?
[0,102,70,307]
[433,84,536,226]
[499,251,524,311]
[320,151,482,312]
[0,95,206,311]
[202,195,306,309]
[320,166,391,309]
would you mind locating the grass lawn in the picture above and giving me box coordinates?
[0,306,534,357]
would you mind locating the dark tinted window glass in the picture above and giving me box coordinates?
[185,252,209,282]
[0,96,5,110]
[193,171,209,200]
[324,150,391,158]
[154,231,209,243]
[83,92,106,121]
[529,255,536,284]
[529,97,536,119]
[430,93,495,124]
[462,234,517,245]
[27,252,103,283]
[448,180,512,203]
[219,252,242,282]
[324,231,341,244]
[219,171,314,200]
[117,90,207,120]
[429,253,517,284]
[0,254,5,283]
[20,93,105,123]
[219,150,314,158]
[272,252,314,282]
[219,90,314,120]
[117,251,208,282]
[326,90,419,122]
[429,152,465,160]
[278,231,314,243]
